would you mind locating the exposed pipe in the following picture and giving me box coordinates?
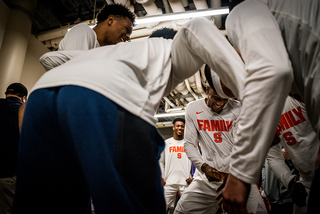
[193,0,208,10]
[200,64,209,87]
[175,82,195,102]
[105,0,113,5]
[210,0,221,28]
[113,0,134,12]
[167,0,185,13]
[163,96,176,108]
[185,79,199,100]
[181,0,188,8]
[195,70,207,98]
[162,0,171,14]
[136,0,160,15]
[187,75,198,94]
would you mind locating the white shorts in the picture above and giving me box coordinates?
[174,175,267,214]
[164,184,188,209]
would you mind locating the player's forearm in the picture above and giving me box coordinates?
[229,80,291,183]
[184,140,204,172]
[39,50,85,71]
[267,145,296,189]
[229,53,292,183]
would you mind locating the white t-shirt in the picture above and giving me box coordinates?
[267,96,319,188]
[36,38,194,125]
[59,24,100,51]
[159,137,192,186]
[184,98,241,177]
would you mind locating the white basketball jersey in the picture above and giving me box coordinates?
[159,137,192,186]
[184,98,241,174]
[275,96,319,188]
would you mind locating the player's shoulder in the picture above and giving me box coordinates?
[186,98,204,109]
[70,23,92,31]
[185,99,205,116]
[165,137,174,144]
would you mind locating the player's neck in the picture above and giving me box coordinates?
[173,135,183,141]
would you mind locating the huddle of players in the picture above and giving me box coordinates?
[160,67,316,214]
[14,1,319,214]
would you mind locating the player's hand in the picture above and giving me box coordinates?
[289,179,308,207]
[201,163,224,182]
[161,178,166,186]
[222,173,251,214]
[186,177,194,185]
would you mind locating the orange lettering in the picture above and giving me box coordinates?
[287,111,300,126]
[292,106,306,123]
[197,120,204,131]
[226,121,233,132]
[203,120,211,131]
[211,120,220,131]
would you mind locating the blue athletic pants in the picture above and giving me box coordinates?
[12,86,166,214]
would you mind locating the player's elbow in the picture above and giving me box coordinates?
[274,63,293,84]
[264,62,293,87]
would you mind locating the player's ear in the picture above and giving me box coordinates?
[107,15,115,26]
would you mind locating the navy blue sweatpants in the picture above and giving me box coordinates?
[13,86,166,214]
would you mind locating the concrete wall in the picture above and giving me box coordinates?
[20,35,49,92]
[0,0,48,98]
[0,0,10,49]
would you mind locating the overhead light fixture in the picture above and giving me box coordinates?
[69,7,229,31]
[135,7,229,25]
[154,112,185,118]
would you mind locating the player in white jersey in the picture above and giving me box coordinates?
[174,85,267,214]
[205,1,320,213]
[59,3,134,51]
[266,96,319,214]
[159,118,192,212]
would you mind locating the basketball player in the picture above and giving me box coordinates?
[266,96,319,214]
[59,3,135,51]
[212,1,320,213]
[159,118,192,212]
[174,83,267,214]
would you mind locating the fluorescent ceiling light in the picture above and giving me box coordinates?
[135,7,229,25]
[69,7,229,31]
[155,112,185,118]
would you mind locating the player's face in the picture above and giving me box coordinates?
[173,121,185,136]
[105,16,133,45]
[206,87,228,113]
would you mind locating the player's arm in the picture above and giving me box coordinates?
[227,0,293,186]
[184,104,205,172]
[222,2,293,213]
[268,144,308,207]
[184,104,224,182]
[267,144,296,189]
[170,17,246,100]
[39,50,85,71]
